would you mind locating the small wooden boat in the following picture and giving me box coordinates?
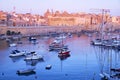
[45,64,52,70]
[17,67,35,74]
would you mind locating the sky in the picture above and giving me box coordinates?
[0,0,120,16]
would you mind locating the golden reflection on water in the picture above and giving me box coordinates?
[0,40,8,50]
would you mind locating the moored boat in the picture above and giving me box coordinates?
[9,50,25,57]
[9,43,17,47]
[58,49,70,57]
[45,64,52,70]
[17,67,35,74]
[24,51,43,61]
[91,39,103,46]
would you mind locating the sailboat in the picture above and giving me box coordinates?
[58,34,70,56]
[91,9,109,46]
[49,34,68,51]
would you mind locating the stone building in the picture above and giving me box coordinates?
[0,11,7,25]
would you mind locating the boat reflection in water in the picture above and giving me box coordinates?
[25,59,43,66]
[10,56,24,62]
[92,45,120,80]
[0,34,120,80]
[58,51,71,72]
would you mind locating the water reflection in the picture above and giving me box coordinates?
[25,60,44,66]
[92,45,120,80]
[0,35,119,80]
[10,56,24,62]
[58,54,70,61]
[58,53,71,72]
[0,40,8,50]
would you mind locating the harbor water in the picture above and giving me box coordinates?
[0,35,119,80]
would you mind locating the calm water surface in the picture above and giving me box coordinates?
[0,35,119,80]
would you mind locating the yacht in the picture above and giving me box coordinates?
[24,52,43,60]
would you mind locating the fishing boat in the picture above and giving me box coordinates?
[58,49,70,57]
[24,51,43,61]
[9,50,25,57]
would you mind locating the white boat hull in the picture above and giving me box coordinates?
[9,52,25,57]
[9,43,17,47]
[25,55,43,60]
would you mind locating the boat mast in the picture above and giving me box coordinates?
[102,9,110,41]
[90,8,110,40]
[101,9,104,42]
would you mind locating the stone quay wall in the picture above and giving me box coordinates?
[0,25,83,36]
[0,24,119,36]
